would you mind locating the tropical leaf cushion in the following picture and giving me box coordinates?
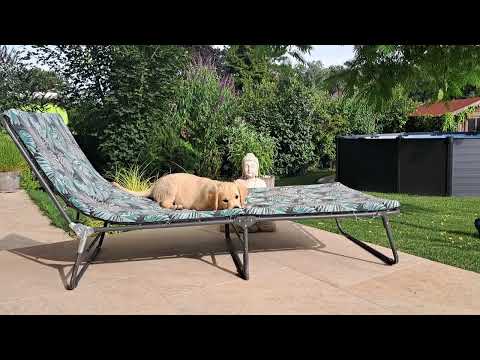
[2,109,400,225]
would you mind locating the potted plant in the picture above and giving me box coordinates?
[0,131,26,192]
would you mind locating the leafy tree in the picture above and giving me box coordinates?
[30,45,114,106]
[296,61,346,95]
[31,45,189,174]
[0,45,20,65]
[408,46,480,101]
[310,89,386,168]
[240,75,278,131]
[376,86,418,133]
[0,45,63,112]
[99,45,189,173]
[310,90,348,168]
[271,75,317,175]
[224,45,312,91]
[296,60,326,87]
[0,46,24,110]
[340,94,379,135]
[338,45,480,109]
[30,45,116,143]
[259,45,313,64]
[241,72,317,175]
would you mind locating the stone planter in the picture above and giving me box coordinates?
[0,171,21,192]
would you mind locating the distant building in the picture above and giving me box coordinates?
[32,91,58,100]
[409,97,480,132]
[23,91,68,124]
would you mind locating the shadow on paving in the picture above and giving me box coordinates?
[7,223,393,289]
[0,234,45,251]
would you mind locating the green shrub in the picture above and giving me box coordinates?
[340,95,378,135]
[310,91,348,167]
[146,124,199,175]
[241,74,318,176]
[240,76,278,131]
[309,91,382,167]
[96,46,189,174]
[156,59,241,178]
[0,133,26,172]
[376,86,418,133]
[405,115,443,132]
[225,118,277,177]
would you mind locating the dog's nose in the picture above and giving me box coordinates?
[234,206,240,209]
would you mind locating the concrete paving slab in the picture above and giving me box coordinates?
[347,261,480,314]
[162,264,393,315]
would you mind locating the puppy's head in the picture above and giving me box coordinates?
[216,181,249,210]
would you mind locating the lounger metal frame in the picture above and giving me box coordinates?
[2,115,400,290]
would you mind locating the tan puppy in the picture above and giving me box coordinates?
[113,173,248,211]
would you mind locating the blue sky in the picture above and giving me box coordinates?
[6,45,355,67]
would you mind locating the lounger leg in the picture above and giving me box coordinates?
[224,224,249,280]
[243,226,249,280]
[67,222,108,290]
[335,214,399,265]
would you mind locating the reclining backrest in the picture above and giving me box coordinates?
[2,109,116,207]
[2,109,186,224]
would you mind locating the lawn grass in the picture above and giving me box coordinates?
[278,170,480,273]
[300,193,480,273]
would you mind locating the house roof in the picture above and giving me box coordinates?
[410,97,480,117]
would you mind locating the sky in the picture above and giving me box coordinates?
[6,45,355,68]
[212,45,355,67]
[304,45,354,66]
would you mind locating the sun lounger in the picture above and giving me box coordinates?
[2,109,400,290]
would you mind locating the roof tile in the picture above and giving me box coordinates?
[411,97,480,117]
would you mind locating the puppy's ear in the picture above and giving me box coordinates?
[208,185,219,211]
[235,181,248,207]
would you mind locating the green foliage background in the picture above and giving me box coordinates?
[4,45,480,181]
[225,118,277,177]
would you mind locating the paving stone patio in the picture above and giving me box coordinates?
[1,190,479,314]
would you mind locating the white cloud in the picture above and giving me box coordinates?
[305,45,355,67]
